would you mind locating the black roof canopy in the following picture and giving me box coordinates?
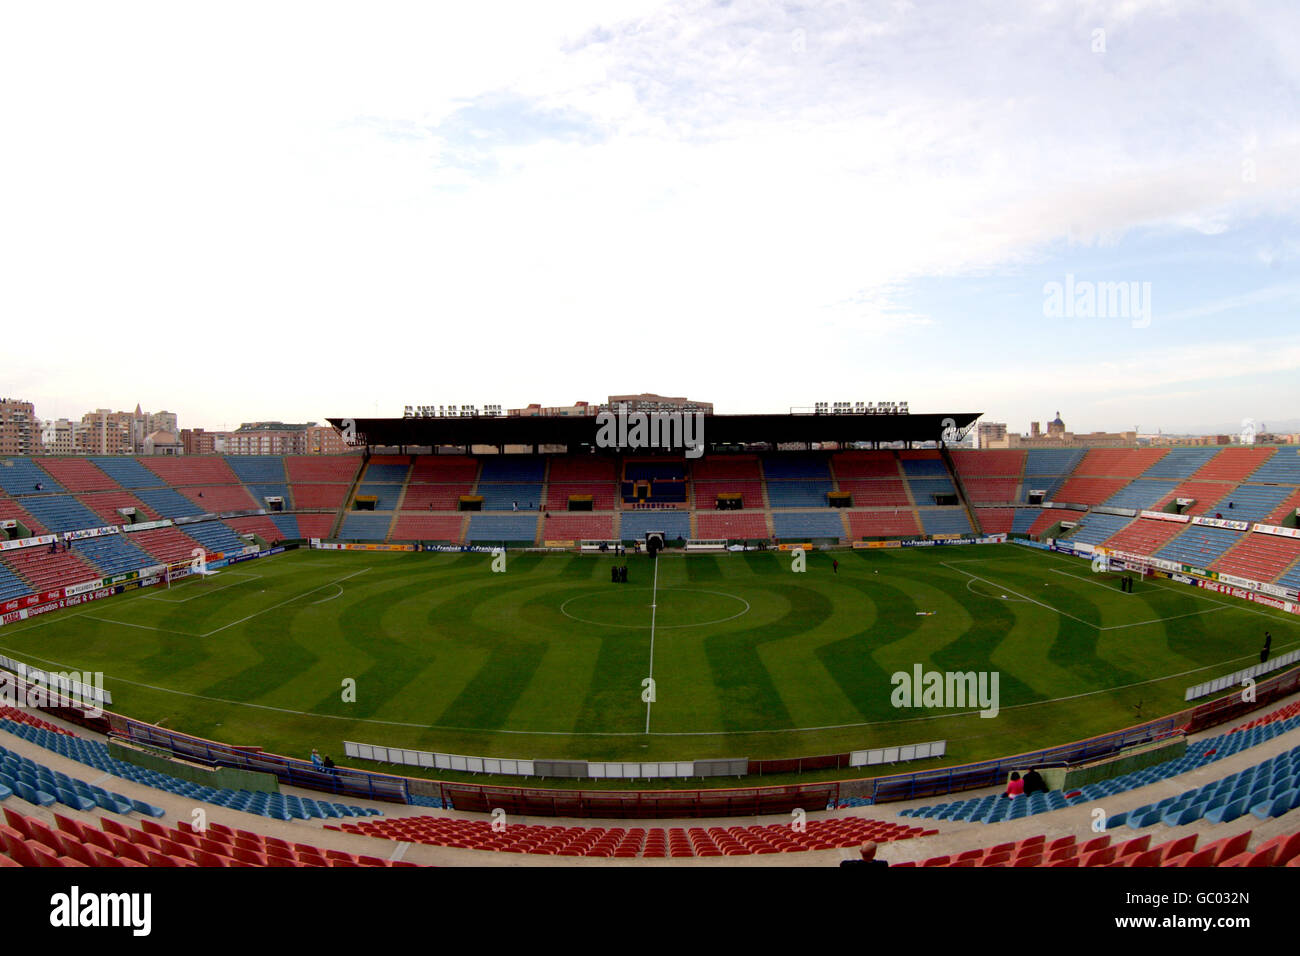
[327,411,981,452]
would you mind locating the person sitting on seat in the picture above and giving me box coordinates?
[1004,771,1024,799]
[1022,768,1048,796]
[839,841,888,867]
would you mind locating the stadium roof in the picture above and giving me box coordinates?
[326,411,982,452]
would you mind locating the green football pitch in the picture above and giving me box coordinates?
[2,544,1296,784]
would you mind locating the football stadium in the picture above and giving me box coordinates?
[2,413,1299,883]
[4,0,1297,939]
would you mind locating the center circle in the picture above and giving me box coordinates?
[559,587,751,629]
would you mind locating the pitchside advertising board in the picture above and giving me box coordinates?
[1049,542,1300,613]
[0,546,289,628]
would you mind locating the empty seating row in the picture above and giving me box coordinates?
[331,813,933,857]
[0,719,381,821]
[0,744,161,816]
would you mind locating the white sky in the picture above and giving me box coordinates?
[2,1,1298,435]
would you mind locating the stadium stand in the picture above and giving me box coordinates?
[329,814,932,858]
[1101,479,1180,511]
[1052,477,1131,506]
[1021,449,1086,501]
[294,514,337,540]
[225,514,291,545]
[71,534,152,576]
[410,456,478,482]
[772,512,844,540]
[1026,509,1077,537]
[546,482,620,510]
[0,744,160,816]
[465,513,539,542]
[18,495,104,534]
[178,485,260,512]
[0,460,62,496]
[902,716,1300,826]
[1074,448,1168,478]
[33,458,116,492]
[338,513,395,541]
[0,809,414,868]
[1247,447,1300,484]
[1213,532,1300,583]
[1140,447,1222,479]
[1191,447,1277,482]
[227,456,291,484]
[477,483,543,511]
[906,477,957,503]
[764,480,833,508]
[360,462,411,484]
[1153,480,1236,516]
[354,484,404,511]
[0,497,45,535]
[620,511,690,541]
[390,514,465,542]
[1156,525,1243,566]
[918,509,973,536]
[539,514,615,541]
[547,456,617,482]
[134,487,205,520]
[847,510,921,538]
[762,456,831,481]
[479,457,546,483]
[1211,485,1293,523]
[1065,512,1139,546]
[85,457,158,489]
[691,455,763,481]
[0,719,380,821]
[77,490,160,525]
[1100,516,1186,555]
[127,526,208,565]
[1265,488,1300,524]
[142,457,240,486]
[695,512,769,539]
[837,478,910,506]
[401,482,474,510]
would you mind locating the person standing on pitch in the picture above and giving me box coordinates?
[833,559,839,574]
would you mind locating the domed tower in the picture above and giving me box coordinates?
[1047,411,1066,439]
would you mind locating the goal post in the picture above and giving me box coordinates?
[165,548,217,588]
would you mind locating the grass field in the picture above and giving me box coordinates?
[2,544,1297,785]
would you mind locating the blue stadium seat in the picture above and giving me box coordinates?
[772,512,844,539]
[920,509,973,535]
[465,513,539,542]
[19,495,104,533]
[0,459,63,496]
[619,511,691,541]
[338,513,393,540]
[225,456,288,483]
[87,457,161,489]
[478,458,546,482]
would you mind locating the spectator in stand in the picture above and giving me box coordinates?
[1022,768,1049,796]
[310,748,323,771]
[1004,771,1024,799]
[839,841,888,868]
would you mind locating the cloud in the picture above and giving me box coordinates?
[1,0,1298,428]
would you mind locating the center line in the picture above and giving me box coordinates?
[645,556,660,734]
